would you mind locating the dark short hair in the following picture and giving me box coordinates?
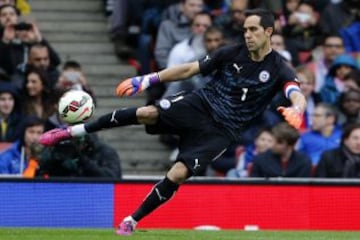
[315,102,338,121]
[271,122,299,146]
[63,60,82,71]
[0,4,20,16]
[341,123,360,145]
[19,115,45,148]
[204,26,224,37]
[255,127,273,139]
[344,69,360,87]
[29,43,49,55]
[244,8,274,31]
[322,34,344,45]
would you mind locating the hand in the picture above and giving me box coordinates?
[116,72,160,97]
[2,25,15,43]
[29,143,44,159]
[29,22,43,42]
[277,106,303,130]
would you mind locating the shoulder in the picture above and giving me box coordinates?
[218,43,244,54]
[301,130,320,140]
[269,51,292,67]
[293,151,311,162]
[253,150,273,162]
[321,148,341,159]
[171,39,190,51]
[0,142,19,159]
[158,19,177,32]
[211,43,246,62]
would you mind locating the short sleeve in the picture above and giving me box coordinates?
[278,62,301,98]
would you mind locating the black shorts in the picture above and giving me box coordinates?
[146,92,232,176]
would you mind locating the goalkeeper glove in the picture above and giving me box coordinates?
[277,106,303,130]
[116,72,160,96]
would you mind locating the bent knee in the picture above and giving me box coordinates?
[137,105,159,124]
[167,162,190,184]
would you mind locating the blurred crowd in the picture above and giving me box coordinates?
[0,0,121,179]
[106,0,360,178]
[0,0,359,179]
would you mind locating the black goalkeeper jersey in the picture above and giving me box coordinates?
[197,43,299,140]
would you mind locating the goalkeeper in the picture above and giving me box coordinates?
[40,9,306,236]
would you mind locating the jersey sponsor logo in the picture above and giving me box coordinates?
[232,63,243,73]
[259,70,270,82]
[203,55,211,62]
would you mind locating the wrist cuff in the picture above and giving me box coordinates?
[148,72,161,85]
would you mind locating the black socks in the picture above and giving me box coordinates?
[132,177,179,222]
[84,107,138,133]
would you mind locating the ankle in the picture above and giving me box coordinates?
[69,124,86,137]
[124,216,137,224]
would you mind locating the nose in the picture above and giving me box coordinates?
[244,30,251,39]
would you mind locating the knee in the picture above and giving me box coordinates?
[167,162,190,184]
[137,106,158,124]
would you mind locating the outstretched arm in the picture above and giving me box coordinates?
[116,62,200,96]
[158,62,200,82]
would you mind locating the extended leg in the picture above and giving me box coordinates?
[40,105,159,146]
[117,161,190,235]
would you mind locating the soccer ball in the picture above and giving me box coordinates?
[58,90,95,124]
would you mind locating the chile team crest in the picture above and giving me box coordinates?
[259,70,270,82]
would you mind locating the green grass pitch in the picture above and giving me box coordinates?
[1,228,360,240]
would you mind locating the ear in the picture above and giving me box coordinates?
[265,27,273,37]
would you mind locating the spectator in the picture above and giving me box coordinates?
[154,0,204,70]
[0,4,60,76]
[271,33,292,65]
[343,69,360,92]
[297,103,342,166]
[320,54,358,105]
[163,11,212,97]
[296,65,322,131]
[0,4,19,74]
[226,127,275,178]
[307,35,345,92]
[110,0,179,60]
[203,25,225,54]
[136,0,182,75]
[0,82,21,142]
[250,122,312,178]
[147,0,204,105]
[338,89,360,128]
[282,1,321,65]
[0,0,31,15]
[11,43,60,90]
[21,67,58,126]
[57,60,96,103]
[340,21,360,53]
[214,0,248,45]
[37,133,122,179]
[320,0,360,36]
[0,116,44,174]
[316,123,360,178]
[166,11,211,67]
